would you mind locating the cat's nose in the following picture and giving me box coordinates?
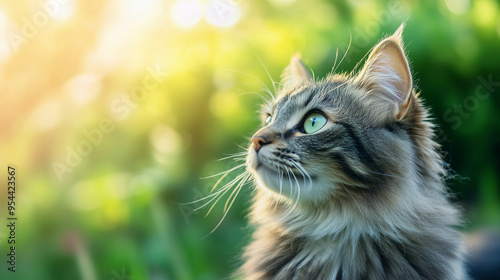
[251,135,271,153]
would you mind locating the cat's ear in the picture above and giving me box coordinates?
[281,53,312,88]
[355,24,412,119]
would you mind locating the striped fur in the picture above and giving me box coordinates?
[239,26,467,280]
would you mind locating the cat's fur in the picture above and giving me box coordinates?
[239,25,468,279]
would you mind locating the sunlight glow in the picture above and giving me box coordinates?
[205,0,241,27]
[29,98,62,131]
[269,0,297,7]
[472,0,498,28]
[51,0,77,22]
[65,73,102,106]
[150,125,182,155]
[171,0,204,28]
[0,9,11,62]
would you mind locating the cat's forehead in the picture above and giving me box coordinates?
[259,79,351,129]
[268,79,349,115]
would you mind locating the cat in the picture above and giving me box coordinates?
[237,24,468,280]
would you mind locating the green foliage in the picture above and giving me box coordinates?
[0,0,499,279]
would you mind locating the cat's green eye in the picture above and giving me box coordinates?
[265,115,272,125]
[303,113,327,134]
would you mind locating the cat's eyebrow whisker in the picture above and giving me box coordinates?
[239,91,272,102]
[255,56,278,99]
[333,47,339,73]
[219,68,275,101]
[332,31,352,74]
[318,80,350,100]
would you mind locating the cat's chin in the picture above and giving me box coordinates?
[247,148,331,202]
[248,160,329,202]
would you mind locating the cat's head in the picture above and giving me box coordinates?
[246,25,435,205]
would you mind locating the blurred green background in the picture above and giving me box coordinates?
[0,0,499,279]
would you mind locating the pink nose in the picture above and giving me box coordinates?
[251,135,271,152]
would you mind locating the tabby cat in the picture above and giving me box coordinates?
[239,25,468,279]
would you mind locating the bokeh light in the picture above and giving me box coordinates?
[205,0,241,27]
[445,0,471,15]
[0,1,499,279]
[171,0,204,28]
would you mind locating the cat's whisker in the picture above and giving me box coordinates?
[239,91,273,102]
[332,32,352,74]
[278,165,283,197]
[218,152,247,161]
[192,184,233,212]
[203,172,249,215]
[182,167,245,206]
[289,159,313,189]
[202,163,246,180]
[290,161,307,188]
[192,171,247,213]
[223,171,250,212]
[288,168,301,214]
[341,183,363,213]
[273,165,284,210]
[235,143,250,152]
[255,56,278,99]
[209,163,247,193]
[332,47,339,74]
[318,80,350,100]
[181,185,231,206]
[206,172,251,237]
[285,166,293,198]
[220,68,275,101]
[200,187,235,218]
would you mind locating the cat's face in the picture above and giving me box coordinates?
[247,26,418,204]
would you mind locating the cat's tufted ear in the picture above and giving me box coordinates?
[281,53,312,88]
[355,24,413,120]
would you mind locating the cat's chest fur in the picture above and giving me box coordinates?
[240,190,465,280]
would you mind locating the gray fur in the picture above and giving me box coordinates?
[238,27,468,280]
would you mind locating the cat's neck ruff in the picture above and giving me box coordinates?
[242,179,466,279]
